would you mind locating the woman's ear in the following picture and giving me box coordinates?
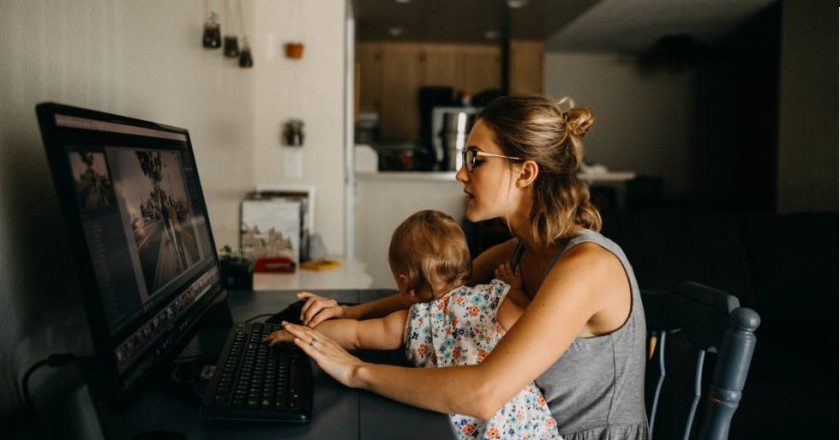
[516,160,539,188]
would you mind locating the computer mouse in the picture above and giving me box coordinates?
[265,300,306,325]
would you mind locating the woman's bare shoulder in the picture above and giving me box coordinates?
[546,242,631,335]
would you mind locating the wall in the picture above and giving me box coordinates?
[0,0,347,430]
[252,0,347,255]
[776,2,838,212]
[543,53,697,198]
[355,174,465,288]
[543,5,783,210]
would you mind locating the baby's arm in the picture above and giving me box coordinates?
[264,309,409,351]
[496,296,525,332]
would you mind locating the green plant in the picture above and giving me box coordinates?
[219,245,251,263]
[218,245,254,290]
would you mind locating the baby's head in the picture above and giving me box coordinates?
[388,210,471,302]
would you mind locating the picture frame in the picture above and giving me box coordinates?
[241,186,314,271]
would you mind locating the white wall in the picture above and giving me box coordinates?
[252,0,347,256]
[355,175,466,288]
[543,53,696,197]
[0,0,347,426]
[776,2,838,212]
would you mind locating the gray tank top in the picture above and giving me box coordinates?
[511,229,648,439]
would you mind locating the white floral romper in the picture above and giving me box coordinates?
[404,279,562,440]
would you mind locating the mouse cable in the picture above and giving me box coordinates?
[243,313,274,323]
[22,353,92,417]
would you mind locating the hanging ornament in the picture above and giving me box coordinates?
[239,37,254,68]
[222,0,239,57]
[236,0,253,68]
[202,10,221,48]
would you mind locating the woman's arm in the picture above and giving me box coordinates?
[284,243,629,419]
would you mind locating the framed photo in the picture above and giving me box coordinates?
[241,198,301,271]
[250,185,314,262]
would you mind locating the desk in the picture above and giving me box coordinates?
[97,289,452,440]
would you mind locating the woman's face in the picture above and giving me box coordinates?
[456,119,519,222]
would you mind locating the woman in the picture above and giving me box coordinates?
[282,95,648,439]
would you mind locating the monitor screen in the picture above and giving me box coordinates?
[36,103,225,404]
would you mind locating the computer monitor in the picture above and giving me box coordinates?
[36,103,226,405]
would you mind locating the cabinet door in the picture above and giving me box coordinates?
[380,44,423,141]
[509,40,544,95]
[422,44,459,88]
[356,43,384,115]
[458,46,501,96]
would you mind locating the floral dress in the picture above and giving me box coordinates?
[404,279,562,440]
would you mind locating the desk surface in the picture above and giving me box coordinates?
[98,289,452,440]
[253,258,374,291]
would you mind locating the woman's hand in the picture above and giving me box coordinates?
[262,329,294,346]
[297,291,346,327]
[281,321,365,388]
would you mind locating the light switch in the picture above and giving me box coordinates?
[283,147,303,178]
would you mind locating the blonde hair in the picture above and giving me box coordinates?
[388,210,471,300]
[477,95,601,244]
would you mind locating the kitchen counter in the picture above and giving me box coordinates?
[253,257,372,291]
[355,170,636,183]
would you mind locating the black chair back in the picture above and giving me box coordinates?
[642,282,760,440]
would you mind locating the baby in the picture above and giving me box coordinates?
[265,210,561,439]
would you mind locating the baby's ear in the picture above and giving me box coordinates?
[396,274,410,291]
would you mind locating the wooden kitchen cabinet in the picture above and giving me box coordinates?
[380,45,423,141]
[508,40,544,95]
[421,45,459,88]
[357,42,502,142]
[356,43,383,116]
[458,47,501,96]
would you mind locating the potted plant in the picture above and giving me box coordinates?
[218,245,255,290]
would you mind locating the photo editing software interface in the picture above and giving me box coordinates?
[41,107,224,384]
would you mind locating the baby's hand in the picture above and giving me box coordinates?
[263,329,294,346]
[494,263,522,290]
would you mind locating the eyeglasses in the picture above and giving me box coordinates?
[461,147,522,172]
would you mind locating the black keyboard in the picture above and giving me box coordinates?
[200,322,313,422]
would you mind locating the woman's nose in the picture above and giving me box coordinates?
[455,162,468,182]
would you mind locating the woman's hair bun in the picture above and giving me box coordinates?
[565,107,594,138]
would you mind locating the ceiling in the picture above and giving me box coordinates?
[354,0,598,43]
[546,0,776,52]
[354,0,777,51]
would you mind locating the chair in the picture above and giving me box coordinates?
[642,281,761,440]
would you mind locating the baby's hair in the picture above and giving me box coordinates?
[388,210,471,300]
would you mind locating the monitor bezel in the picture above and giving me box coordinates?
[35,102,226,406]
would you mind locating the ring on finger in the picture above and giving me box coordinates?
[309,338,318,347]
